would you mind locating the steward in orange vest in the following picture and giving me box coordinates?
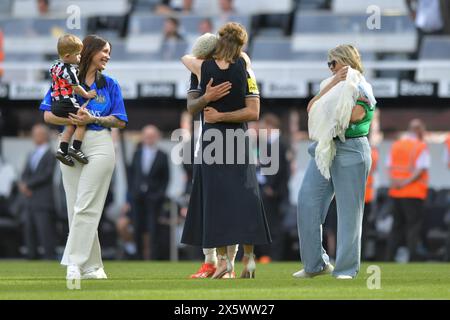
[386,119,430,262]
[388,135,429,200]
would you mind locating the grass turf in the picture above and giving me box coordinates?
[0,261,449,299]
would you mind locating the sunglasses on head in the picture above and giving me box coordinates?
[327,60,337,68]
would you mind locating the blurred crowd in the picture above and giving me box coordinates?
[0,113,449,263]
[2,0,449,71]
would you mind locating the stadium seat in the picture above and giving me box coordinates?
[252,13,292,37]
[0,17,87,55]
[3,52,44,62]
[132,0,164,12]
[178,15,204,36]
[156,41,189,61]
[109,40,128,60]
[294,0,329,10]
[419,36,450,60]
[251,37,294,60]
[292,13,417,53]
[332,0,408,14]
[126,14,165,53]
[191,0,293,16]
[0,17,84,37]
[234,0,293,15]
[0,0,12,16]
[11,0,129,18]
[128,14,166,35]
[87,15,128,39]
[416,36,450,82]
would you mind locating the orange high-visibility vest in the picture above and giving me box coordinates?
[446,134,450,168]
[446,134,450,154]
[365,147,379,204]
[388,137,429,200]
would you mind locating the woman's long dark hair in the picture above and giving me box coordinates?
[78,35,111,85]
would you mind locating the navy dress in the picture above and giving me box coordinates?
[181,58,272,248]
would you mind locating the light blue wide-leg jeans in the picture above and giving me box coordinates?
[297,137,371,277]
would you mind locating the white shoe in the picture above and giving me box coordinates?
[292,263,334,278]
[81,268,108,280]
[335,275,353,280]
[66,265,81,280]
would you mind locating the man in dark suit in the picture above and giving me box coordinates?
[256,114,290,262]
[129,125,169,260]
[19,124,56,259]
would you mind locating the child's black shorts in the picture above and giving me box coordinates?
[51,98,80,118]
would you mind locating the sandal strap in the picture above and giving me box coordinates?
[217,254,229,261]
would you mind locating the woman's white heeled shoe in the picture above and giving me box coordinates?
[241,253,256,279]
[211,254,232,279]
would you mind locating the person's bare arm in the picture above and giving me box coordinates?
[307,67,348,113]
[187,91,204,115]
[349,96,371,123]
[69,108,126,129]
[43,111,73,126]
[391,168,426,189]
[187,79,232,115]
[402,168,426,186]
[204,97,259,123]
[350,105,366,123]
[93,116,127,129]
[73,86,97,99]
[181,55,203,79]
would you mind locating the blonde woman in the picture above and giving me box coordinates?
[180,22,271,279]
[294,45,376,280]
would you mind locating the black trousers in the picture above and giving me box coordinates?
[386,198,424,261]
[256,195,283,260]
[24,208,56,259]
[131,196,162,260]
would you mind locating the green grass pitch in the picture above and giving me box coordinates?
[0,261,449,299]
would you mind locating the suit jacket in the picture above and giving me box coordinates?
[129,147,169,202]
[21,148,56,211]
[408,0,450,33]
[260,137,290,202]
[441,0,450,34]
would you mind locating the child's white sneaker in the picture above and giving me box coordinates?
[66,265,81,280]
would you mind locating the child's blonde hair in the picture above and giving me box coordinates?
[57,34,83,57]
[328,44,364,73]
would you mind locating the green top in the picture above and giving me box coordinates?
[345,100,375,138]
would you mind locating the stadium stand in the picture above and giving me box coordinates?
[0,0,448,262]
[11,0,130,18]
[332,0,408,14]
[292,12,417,53]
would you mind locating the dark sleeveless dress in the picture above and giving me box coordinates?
[181,57,272,248]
